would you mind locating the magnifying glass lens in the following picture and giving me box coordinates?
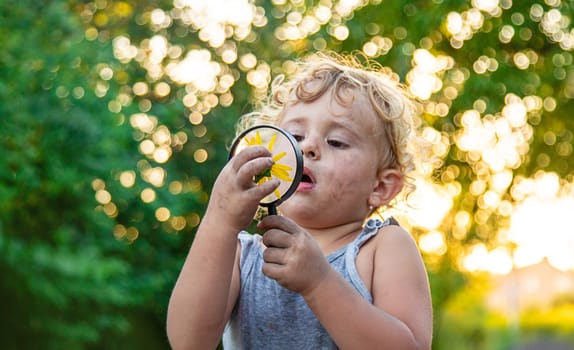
[229,125,303,212]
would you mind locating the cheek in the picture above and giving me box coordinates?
[325,167,374,200]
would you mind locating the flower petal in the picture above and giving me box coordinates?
[255,131,262,145]
[271,166,293,182]
[272,163,292,172]
[268,132,277,152]
[272,151,286,162]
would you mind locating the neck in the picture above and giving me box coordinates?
[303,220,365,256]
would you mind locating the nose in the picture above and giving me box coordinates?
[299,135,320,160]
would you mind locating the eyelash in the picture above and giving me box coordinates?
[290,133,303,142]
[327,139,347,148]
[289,133,348,149]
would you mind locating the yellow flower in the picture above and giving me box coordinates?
[247,131,293,199]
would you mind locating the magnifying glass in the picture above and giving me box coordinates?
[229,125,303,215]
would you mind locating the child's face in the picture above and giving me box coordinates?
[278,87,385,228]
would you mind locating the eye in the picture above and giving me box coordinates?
[289,132,304,142]
[327,139,347,149]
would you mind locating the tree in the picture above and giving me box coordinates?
[0,0,176,348]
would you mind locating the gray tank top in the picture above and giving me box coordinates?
[222,218,394,349]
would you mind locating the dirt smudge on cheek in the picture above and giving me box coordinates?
[325,176,355,204]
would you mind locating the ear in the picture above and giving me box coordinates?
[368,169,404,208]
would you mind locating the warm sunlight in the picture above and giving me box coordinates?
[407,49,454,100]
[396,178,454,231]
[175,0,256,47]
[507,173,574,272]
[463,172,574,274]
[396,164,574,275]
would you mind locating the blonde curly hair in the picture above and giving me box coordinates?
[236,51,419,207]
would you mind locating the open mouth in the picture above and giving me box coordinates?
[301,174,313,183]
[297,167,315,190]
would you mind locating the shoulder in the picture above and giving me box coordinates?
[356,221,422,290]
[371,222,431,300]
[370,223,426,278]
[375,223,419,256]
[359,220,419,259]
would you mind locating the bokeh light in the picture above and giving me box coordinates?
[97,0,574,276]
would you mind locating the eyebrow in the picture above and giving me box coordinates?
[281,116,363,140]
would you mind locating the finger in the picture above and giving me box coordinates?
[236,157,274,187]
[229,145,272,172]
[258,215,300,234]
[261,261,284,281]
[262,229,292,248]
[246,177,280,200]
[262,247,286,264]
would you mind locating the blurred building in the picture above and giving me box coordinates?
[487,258,574,313]
[509,339,574,350]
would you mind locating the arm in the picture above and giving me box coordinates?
[166,146,280,350]
[304,225,433,349]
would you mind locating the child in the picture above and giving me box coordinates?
[167,52,433,349]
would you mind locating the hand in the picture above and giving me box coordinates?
[258,215,332,296]
[206,145,280,231]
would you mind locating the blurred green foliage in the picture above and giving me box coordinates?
[2,0,574,349]
[0,0,176,348]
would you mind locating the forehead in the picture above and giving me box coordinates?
[281,87,382,135]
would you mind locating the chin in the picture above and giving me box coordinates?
[278,203,315,221]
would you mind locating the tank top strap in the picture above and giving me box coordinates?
[353,217,397,248]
